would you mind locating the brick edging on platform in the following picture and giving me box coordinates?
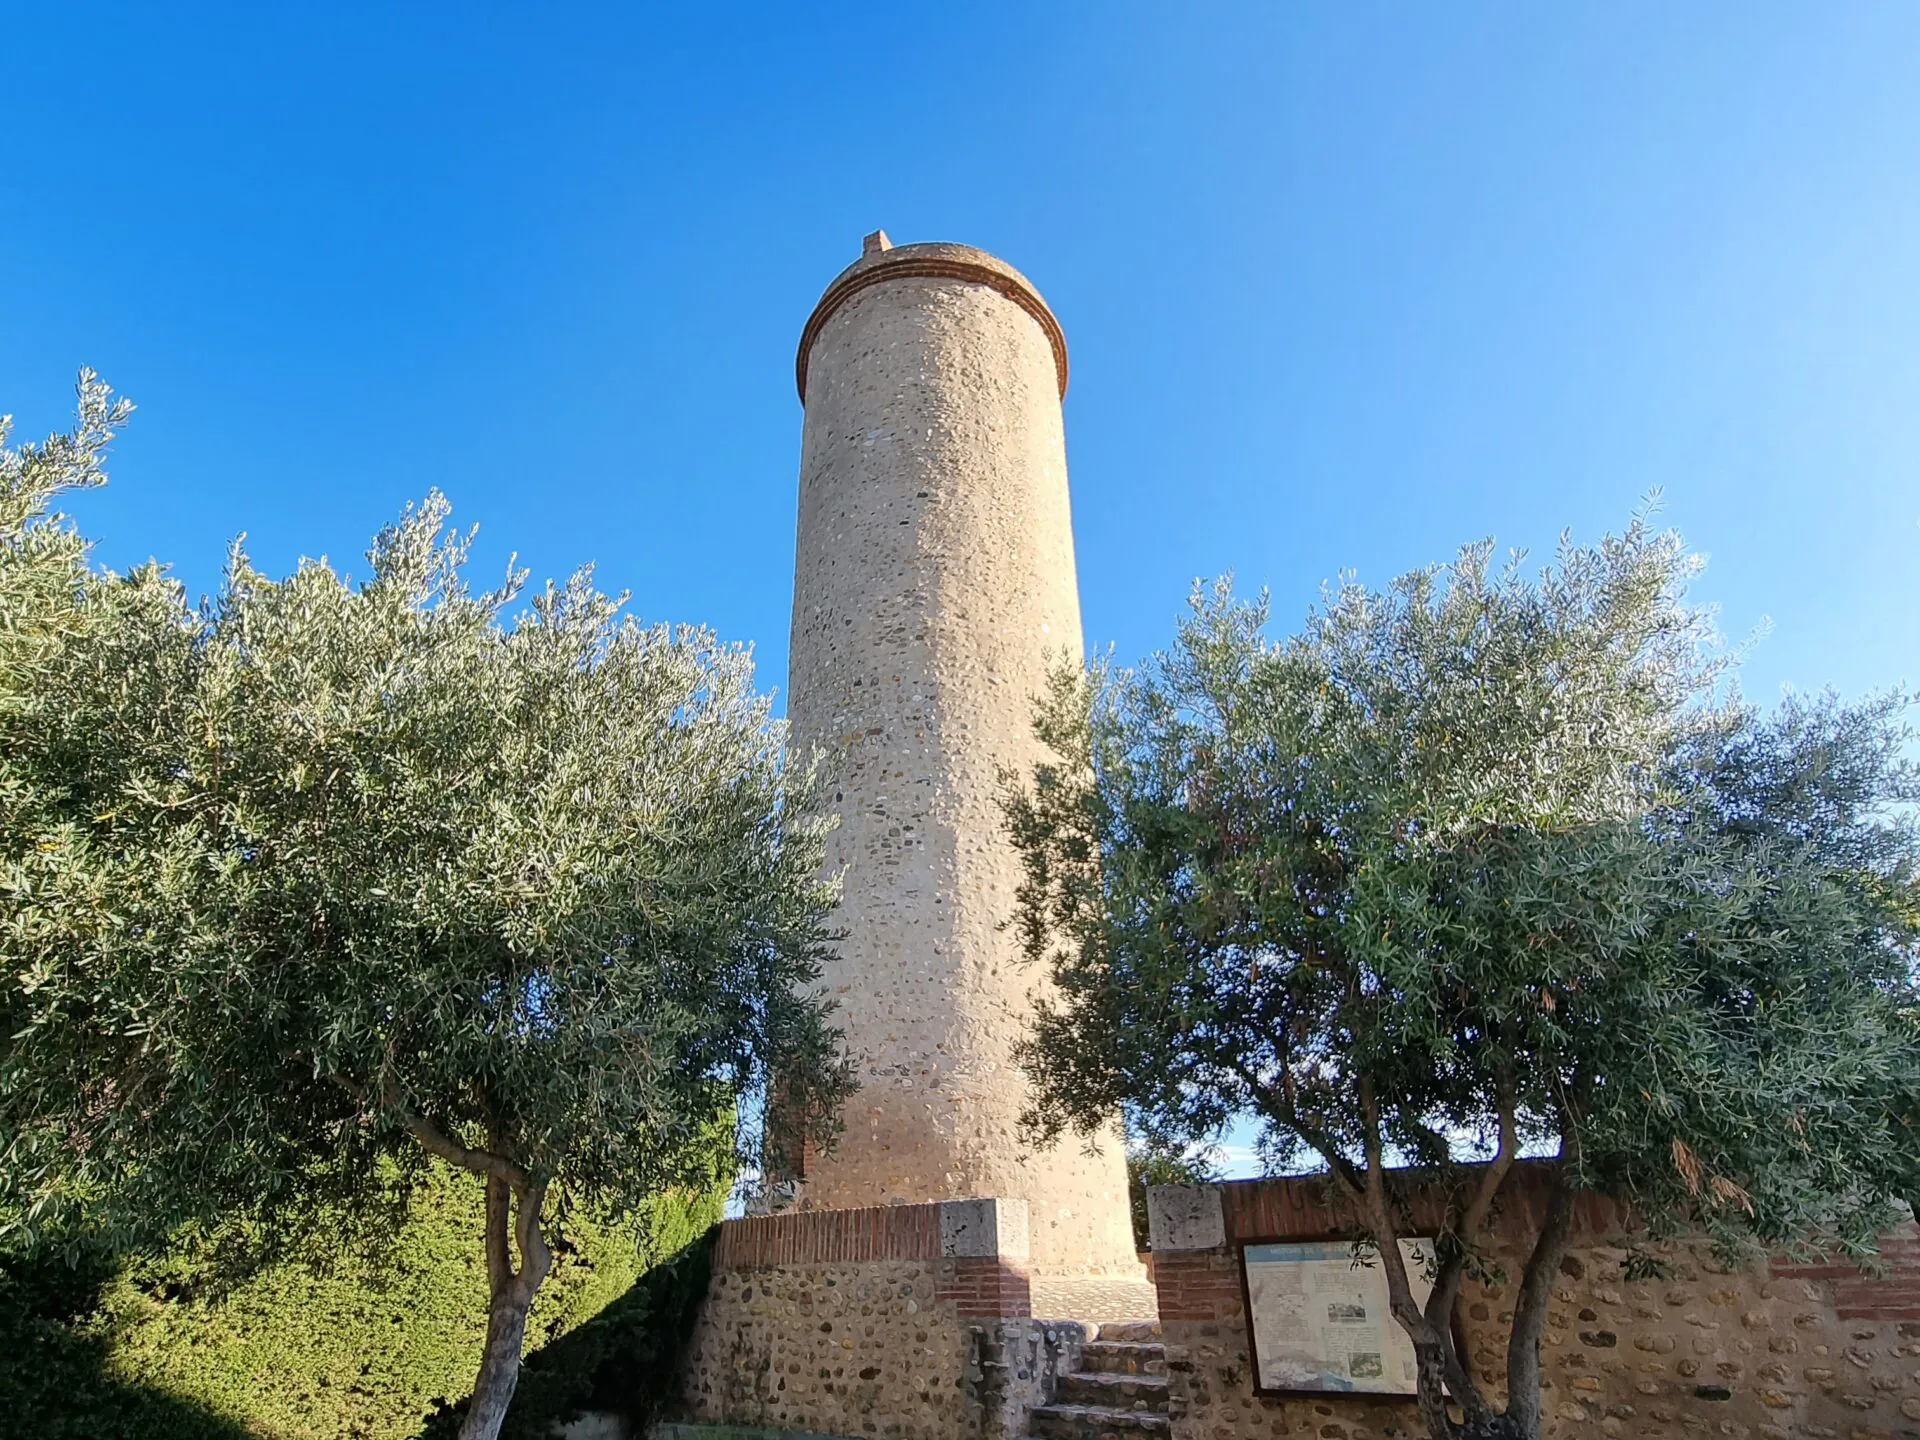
[716,1202,943,1267]
[710,1197,1036,1319]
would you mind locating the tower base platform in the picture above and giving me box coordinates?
[675,1199,1158,1440]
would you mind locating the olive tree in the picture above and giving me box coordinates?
[1005,524,1920,1440]
[0,376,850,1440]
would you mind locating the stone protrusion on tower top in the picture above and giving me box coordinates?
[784,237,1150,1319]
[862,228,892,254]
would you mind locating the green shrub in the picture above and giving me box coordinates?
[5,1163,723,1440]
[0,1245,251,1440]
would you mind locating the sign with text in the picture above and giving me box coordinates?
[1240,1238,1436,1396]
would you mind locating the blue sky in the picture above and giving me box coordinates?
[5,4,1916,712]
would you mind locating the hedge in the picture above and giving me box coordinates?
[3,1163,723,1439]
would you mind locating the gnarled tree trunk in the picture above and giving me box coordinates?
[463,1284,538,1439]
[458,1173,552,1440]
[1411,1332,1530,1438]
[1499,1164,1576,1440]
[1407,1156,1576,1440]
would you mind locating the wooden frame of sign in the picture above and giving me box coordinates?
[1235,1234,1465,1400]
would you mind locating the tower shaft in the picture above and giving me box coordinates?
[787,240,1141,1290]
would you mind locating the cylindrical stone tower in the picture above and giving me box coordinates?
[787,234,1148,1315]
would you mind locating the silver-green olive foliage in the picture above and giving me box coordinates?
[0,376,850,1438]
[1007,525,1920,1440]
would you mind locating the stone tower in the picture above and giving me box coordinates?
[786,233,1149,1316]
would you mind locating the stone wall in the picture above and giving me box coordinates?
[679,1197,1088,1440]
[1148,1168,1920,1440]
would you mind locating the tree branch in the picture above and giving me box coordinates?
[330,1071,529,1189]
[1357,1077,1435,1339]
[1461,1088,1519,1242]
[1425,1082,1520,1327]
[1355,1077,1463,1440]
[512,1179,552,1298]
[1228,1052,1366,1199]
[398,1101,529,1187]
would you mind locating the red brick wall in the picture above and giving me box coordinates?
[714,1199,944,1268]
[708,1200,1034,1320]
[934,1256,1033,1319]
[1772,1223,1920,1323]
[1217,1164,1628,1248]
[1151,1249,1242,1324]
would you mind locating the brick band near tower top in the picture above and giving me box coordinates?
[795,238,1070,402]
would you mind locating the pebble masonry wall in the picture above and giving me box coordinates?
[1150,1169,1920,1440]
[679,1199,1087,1440]
[785,238,1141,1294]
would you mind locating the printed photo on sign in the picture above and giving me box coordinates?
[1241,1238,1437,1396]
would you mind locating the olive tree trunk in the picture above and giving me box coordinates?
[1496,1171,1576,1440]
[1410,1337,1531,1439]
[463,1286,537,1440]
[1403,1167,1577,1440]
[458,1175,553,1440]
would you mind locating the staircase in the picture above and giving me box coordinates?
[1027,1322,1170,1440]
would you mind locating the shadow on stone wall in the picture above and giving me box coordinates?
[420,1225,718,1440]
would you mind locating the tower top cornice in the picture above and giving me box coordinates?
[795,238,1068,404]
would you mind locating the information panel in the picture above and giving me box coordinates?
[1240,1238,1436,1396]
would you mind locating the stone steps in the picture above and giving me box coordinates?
[1053,1371,1170,1407]
[1024,1321,1171,1440]
[1026,1403,1172,1440]
[1078,1340,1168,1377]
[1096,1321,1163,1343]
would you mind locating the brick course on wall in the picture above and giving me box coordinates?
[717,1202,947,1270]
[1774,1226,1920,1324]
[1149,1167,1920,1440]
